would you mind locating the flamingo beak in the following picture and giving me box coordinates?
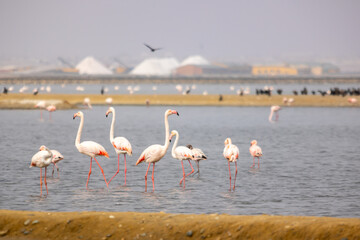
[177,112,179,116]
[73,114,77,119]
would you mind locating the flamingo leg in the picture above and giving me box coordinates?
[124,154,127,186]
[180,160,186,189]
[186,160,194,177]
[40,109,43,121]
[40,168,43,196]
[55,163,60,177]
[275,112,279,121]
[145,162,151,192]
[108,154,120,185]
[258,157,260,168]
[251,157,256,168]
[228,161,232,191]
[52,163,55,177]
[44,167,48,195]
[49,112,52,121]
[86,157,93,189]
[93,157,108,187]
[151,163,155,192]
[196,161,200,175]
[233,161,238,191]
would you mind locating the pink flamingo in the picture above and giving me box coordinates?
[269,105,281,122]
[348,97,357,104]
[46,105,56,121]
[30,145,53,196]
[83,97,92,109]
[106,107,132,186]
[223,138,239,191]
[50,150,64,177]
[35,101,46,120]
[169,130,194,189]
[187,144,207,175]
[73,111,109,189]
[136,109,179,192]
[249,140,263,168]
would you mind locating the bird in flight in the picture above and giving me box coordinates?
[144,43,162,52]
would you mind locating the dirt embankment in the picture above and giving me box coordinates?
[0,93,359,109]
[0,210,359,240]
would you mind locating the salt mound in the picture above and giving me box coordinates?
[180,55,210,66]
[76,56,112,75]
[130,58,180,76]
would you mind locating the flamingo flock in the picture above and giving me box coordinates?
[30,108,264,195]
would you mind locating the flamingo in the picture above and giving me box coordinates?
[169,130,194,189]
[35,100,46,120]
[50,150,64,177]
[348,97,357,104]
[106,97,113,106]
[30,145,53,196]
[136,109,179,192]
[106,107,132,186]
[269,105,281,122]
[223,138,239,191]
[73,111,109,189]
[187,144,207,175]
[46,105,56,121]
[83,98,92,109]
[249,140,263,168]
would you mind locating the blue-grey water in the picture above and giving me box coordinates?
[0,105,359,217]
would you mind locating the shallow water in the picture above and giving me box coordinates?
[0,106,359,217]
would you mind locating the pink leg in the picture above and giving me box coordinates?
[40,168,43,196]
[180,160,186,188]
[180,160,194,184]
[55,163,60,177]
[40,110,43,121]
[52,163,55,177]
[275,112,279,121]
[258,157,260,168]
[108,154,120,185]
[228,161,232,191]
[195,161,200,175]
[44,167,48,195]
[145,163,151,192]
[124,154,127,186]
[86,158,93,189]
[93,157,108,187]
[49,112,52,121]
[251,157,256,168]
[151,163,155,192]
[233,162,238,191]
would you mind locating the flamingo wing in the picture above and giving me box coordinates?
[136,144,163,165]
[250,145,263,157]
[192,147,207,160]
[174,146,193,160]
[79,141,109,158]
[31,151,52,168]
[224,144,239,162]
[112,137,132,155]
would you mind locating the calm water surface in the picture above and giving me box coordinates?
[0,106,359,217]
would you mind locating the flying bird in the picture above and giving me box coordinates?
[144,43,162,52]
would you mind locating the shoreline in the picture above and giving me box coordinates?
[0,93,359,109]
[0,210,359,239]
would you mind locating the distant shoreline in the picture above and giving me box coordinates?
[0,210,359,240]
[0,93,359,109]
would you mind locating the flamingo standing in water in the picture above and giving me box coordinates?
[269,105,281,122]
[169,130,194,189]
[50,150,64,177]
[187,144,207,175]
[35,101,46,120]
[83,98,92,109]
[223,138,239,191]
[136,109,179,192]
[46,105,56,121]
[73,111,109,189]
[249,140,263,168]
[30,145,53,196]
[106,107,132,185]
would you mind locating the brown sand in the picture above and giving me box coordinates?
[0,93,359,109]
[0,210,359,240]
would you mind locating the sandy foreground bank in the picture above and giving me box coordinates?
[0,93,359,109]
[0,210,359,240]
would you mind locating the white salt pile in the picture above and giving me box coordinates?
[130,58,180,76]
[76,56,112,75]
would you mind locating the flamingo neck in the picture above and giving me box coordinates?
[171,132,179,158]
[109,110,115,142]
[44,147,53,165]
[164,113,170,146]
[75,114,84,147]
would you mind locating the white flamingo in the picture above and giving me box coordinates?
[187,144,207,175]
[136,109,179,192]
[106,107,132,186]
[50,150,64,177]
[223,138,239,191]
[73,111,109,189]
[249,140,263,168]
[169,130,194,189]
[30,145,53,196]
[269,105,281,122]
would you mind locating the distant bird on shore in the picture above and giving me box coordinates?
[249,140,263,168]
[106,107,132,186]
[169,130,195,189]
[50,149,64,177]
[269,105,281,122]
[106,97,113,106]
[348,97,357,104]
[83,98,92,109]
[73,111,109,189]
[144,43,162,52]
[223,138,239,191]
[187,144,207,175]
[136,109,179,192]
[30,145,53,196]
[33,88,39,95]
[3,87,8,94]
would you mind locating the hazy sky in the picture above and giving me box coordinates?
[1,0,360,64]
